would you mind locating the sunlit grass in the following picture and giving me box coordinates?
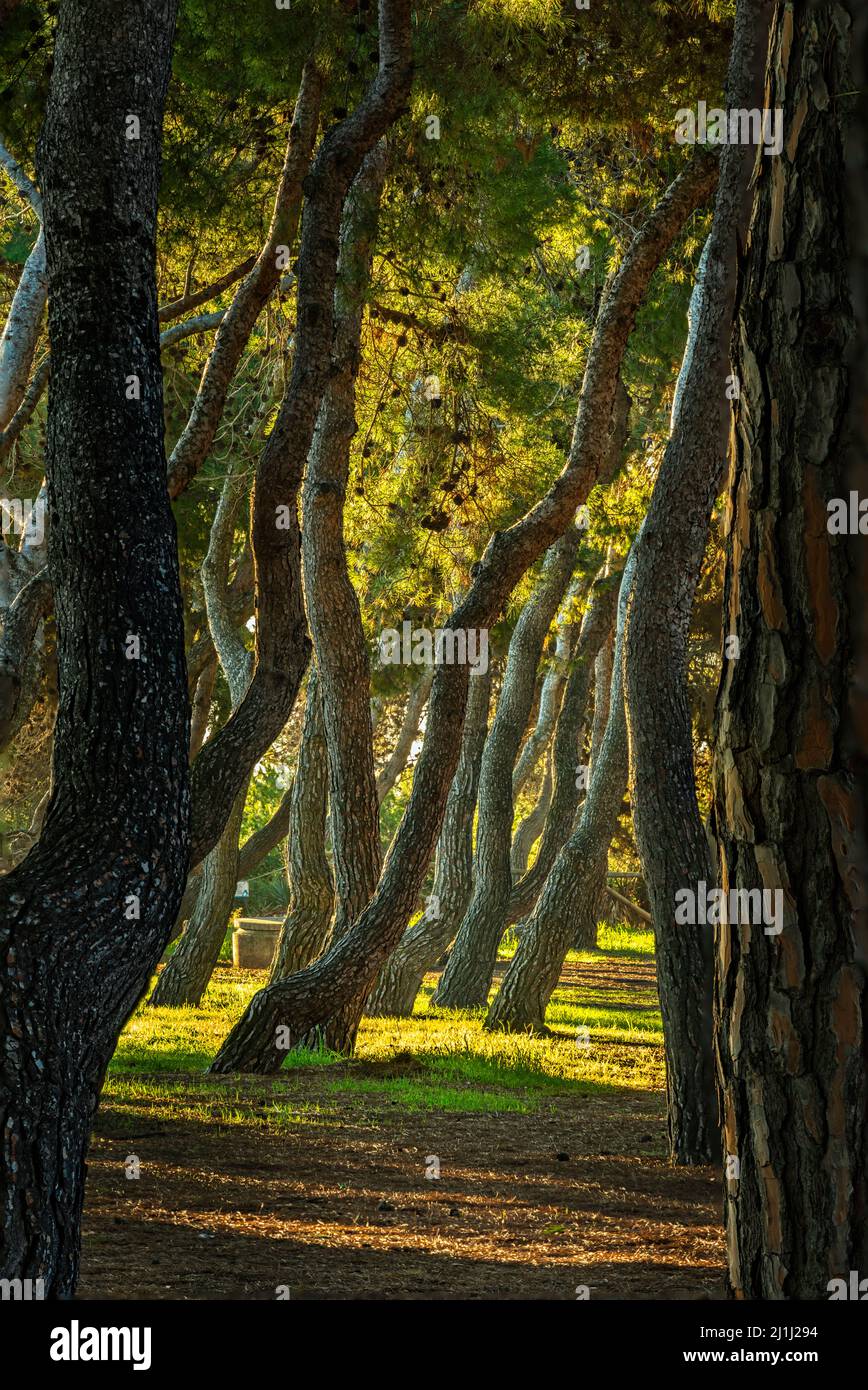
[105,917,663,1126]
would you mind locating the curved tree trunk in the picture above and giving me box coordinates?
[366,664,491,1016]
[189,653,216,761]
[511,746,553,879]
[485,545,638,1033]
[432,528,582,1008]
[0,0,189,1295]
[714,1,868,1295]
[210,151,717,1074]
[270,669,334,980]
[298,145,388,1053]
[511,575,586,799]
[571,625,615,948]
[623,0,773,1165]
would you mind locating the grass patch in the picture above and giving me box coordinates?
[324,1075,533,1113]
[105,917,662,1127]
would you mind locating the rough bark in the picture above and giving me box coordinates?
[0,0,188,1295]
[485,544,638,1033]
[210,152,717,1073]
[0,228,47,432]
[714,1,867,1296]
[299,147,388,1051]
[270,669,334,981]
[432,527,582,1008]
[188,653,217,761]
[623,0,773,1165]
[366,665,491,1016]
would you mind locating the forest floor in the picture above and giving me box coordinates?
[78,925,725,1300]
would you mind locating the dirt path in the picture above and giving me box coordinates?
[78,958,726,1301]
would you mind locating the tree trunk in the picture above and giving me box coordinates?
[511,747,553,879]
[149,786,246,1007]
[713,1,868,1295]
[485,545,637,1033]
[366,664,491,1016]
[298,146,388,1053]
[571,626,615,948]
[150,454,252,1007]
[0,0,188,1295]
[270,669,334,981]
[432,528,582,1008]
[623,0,773,1165]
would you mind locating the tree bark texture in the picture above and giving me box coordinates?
[713,0,868,1296]
[299,146,388,1051]
[0,0,188,1295]
[270,669,334,982]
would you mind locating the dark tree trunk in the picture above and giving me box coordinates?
[485,548,636,1034]
[366,665,491,1016]
[0,0,189,1295]
[713,1,868,1295]
[432,528,581,1009]
[623,0,773,1166]
[270,670,334,981]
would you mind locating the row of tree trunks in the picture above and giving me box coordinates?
[270,670,334,980]
[0,0,189,1295]
[187,0,413,871]
[209,151,718,1073]
[623,0,773,1166]
[484,542,634,1034]
[511,573,587,799]
[366,665,491,1017]
[506,561,621,926]
[714,0,868,1296]
[485,543,638,1033]
[432,527,582,1008]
